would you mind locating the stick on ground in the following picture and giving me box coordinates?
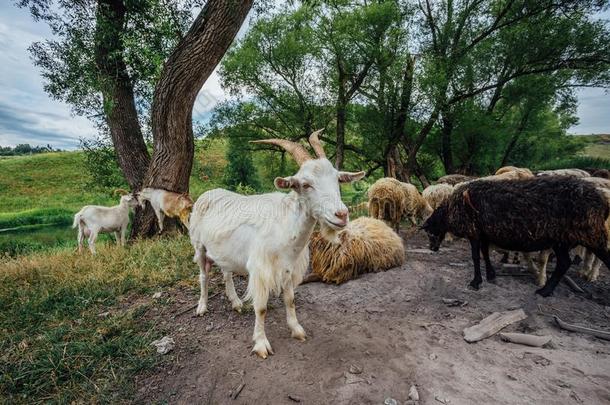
[553,316,610,341]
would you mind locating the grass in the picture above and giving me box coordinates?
[0,236,199,404]
[0,152,114,214]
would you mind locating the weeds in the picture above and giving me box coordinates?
[0,236,197,403]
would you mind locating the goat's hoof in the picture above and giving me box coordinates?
[486,275,497,284]
[252,339,273,359]
[231,301,243,313]
[468,281,481,290]
[196,304,207,316]
[291,325,307,341]
[535,287,553,297]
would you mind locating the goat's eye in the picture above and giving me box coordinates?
[302,183,312,190]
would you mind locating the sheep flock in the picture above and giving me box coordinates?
[71,136,610,358]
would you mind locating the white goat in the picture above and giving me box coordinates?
[72,194,138,254]
[137,187,193,232]
[189,130,364,358]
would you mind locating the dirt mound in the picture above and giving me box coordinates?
[134,232,610,404]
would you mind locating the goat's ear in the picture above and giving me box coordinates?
[338,171,365,183]
[274,176,301,190]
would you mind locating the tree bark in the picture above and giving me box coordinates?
[440,108,454,174]
[94,0,150,190]
[135,0,253,236]
[335,84,347,169]
[500,108,531,167]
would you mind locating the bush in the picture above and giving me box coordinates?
[223,134,260,191]
[81,137,128,190]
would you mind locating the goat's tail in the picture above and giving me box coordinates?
[72,212,81,229]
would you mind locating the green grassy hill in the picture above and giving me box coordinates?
[0,147,221,256]
[579,134,610,159]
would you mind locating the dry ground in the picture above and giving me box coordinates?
[135,232,610,405]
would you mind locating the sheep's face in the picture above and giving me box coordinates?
[421,205,447,252]
[275,159,364,237]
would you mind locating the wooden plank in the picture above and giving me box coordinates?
[463,309,527,343]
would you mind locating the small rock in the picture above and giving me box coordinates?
[570,391,583,403]
[384,398,398,405]
[288,394,302,402]
[151,336,175,354]
[408,385,419,401]
[506,374,518,381]
[435,395,450,404]
[206,323,214,332]
[349,365,363,374]
[152,291,163,299]
[98,311,110,318]
[429,353,438,360]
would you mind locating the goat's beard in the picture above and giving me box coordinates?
[319,222,341,244]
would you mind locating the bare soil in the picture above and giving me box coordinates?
[134,231,610,405]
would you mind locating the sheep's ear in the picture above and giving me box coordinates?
[274,176,301,190]
[338,171,365,183]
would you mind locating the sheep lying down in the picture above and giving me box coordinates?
[303,217,406,284]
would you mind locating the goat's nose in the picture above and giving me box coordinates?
[335,210,348,222]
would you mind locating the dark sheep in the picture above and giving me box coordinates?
[421,177,610,297]
[592,169,610,179]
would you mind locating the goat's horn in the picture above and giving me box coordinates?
[250,138,312,166]
[113,188,130,196]
[308,129,326,158]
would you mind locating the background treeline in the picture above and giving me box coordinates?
[208,0,610,190]
[0,144,60,156]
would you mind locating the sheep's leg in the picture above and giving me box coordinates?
[88,229,98,255]
[590,248,610,276]
[499,250,509,264]
[481,239,495,282]
[572,245,585,265]
[114,231,121,246]
[283,277,306,341]
[536,246,571,297]
[590,257,603,281]
[223,271,242,312]
[536,250,551,286]
[195,251,211,316]
[251,277,273,359]
[469,239,483,290]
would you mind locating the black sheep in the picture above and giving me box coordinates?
[421,177,610,296]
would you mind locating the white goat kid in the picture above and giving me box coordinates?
[72,194,138,254]
[189,130,364,359]
[137,187,193,232]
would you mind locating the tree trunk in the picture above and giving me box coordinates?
[440,109,454,174]
[500,109,531,167]
[135,0,253,236]
[403,108,440,178]
[335,75,347,170]
[94,0,150,190]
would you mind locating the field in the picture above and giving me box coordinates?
[580,134,610,159]
[0,138,608,403]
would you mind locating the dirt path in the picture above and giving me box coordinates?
[135,232,610,405]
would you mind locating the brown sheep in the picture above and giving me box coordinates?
[437,174,476,185]
[303,217,406,284]
[422,183,454,210]
[401,182,433,225]
[367,177,408,232]
[494,166,534,179]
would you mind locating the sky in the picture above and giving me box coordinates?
[0,3,608,150]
